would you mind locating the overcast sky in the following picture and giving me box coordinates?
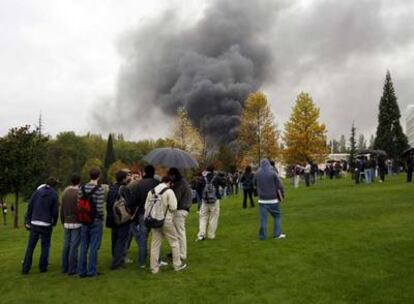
[1,0,414,142]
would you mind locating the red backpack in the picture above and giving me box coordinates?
[77,185,99,224]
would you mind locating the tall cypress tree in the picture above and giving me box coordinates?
[104,134,116,182]
[374,71,408,160]
[349,122,357,167]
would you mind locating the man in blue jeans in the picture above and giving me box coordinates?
[78,168,105,278]
[22,177,59,274]
[127,165,159,268]
[60,174,81,275]
[253,159,286,240]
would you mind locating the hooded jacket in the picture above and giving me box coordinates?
[26,185,59,226]
[253,159,285,201]
[171,178,193,211]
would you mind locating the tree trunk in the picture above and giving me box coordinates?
[13,191,19,228]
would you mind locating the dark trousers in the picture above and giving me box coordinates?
[243,189,255,208]
[22,225,52,274]
[304,173,310,187]
[407,168,413,182]
[234,183,239,195]
[111,223,131,269]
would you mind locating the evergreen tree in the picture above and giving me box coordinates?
[349,123,357,166]
[374,71,409,159]
[283,92,328,164]
[368,135,375,149]
[103,134,116,182]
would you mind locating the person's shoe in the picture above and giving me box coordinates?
[274,234,286,239]
[138,264,146,269]
[124,258,134,264]
[159,260,168,267]
[196,236,205,242]
[175,264,187,272]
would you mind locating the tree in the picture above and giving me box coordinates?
[107,160,128,184]
[349,123,357,167]
[368,135,375,149]
[238,92,279,165]
[283,92,328,164]
[171,107,203,160]
[81,158,103,182]
[0,126,48,228]
[374,71,409,159]
[330,139,340,153]
[357,134,367,151]
[104,134,116,183]
[339,135,347,153]
[215,144,237,172]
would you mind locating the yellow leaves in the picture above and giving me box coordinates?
[283,92,328,164]
[171,106,204,160]
[238,92,280,164]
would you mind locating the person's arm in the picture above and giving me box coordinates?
[167,189,177,212]
[52,193,59,226]
[25,192,36,226]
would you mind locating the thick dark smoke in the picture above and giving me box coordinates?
[95,0,288,146]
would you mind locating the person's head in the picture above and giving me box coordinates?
[144,165,155,178]
[89,167,101,181]
[269,160,275,167]
[206,164,215,172]
[161,175,172,186]
[245,165,252,173]
[167,167,182,182]
[46,176,59,188]
[70,174,81,186]
[115,170,128,184]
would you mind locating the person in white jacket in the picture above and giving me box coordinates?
[145,176,187,274]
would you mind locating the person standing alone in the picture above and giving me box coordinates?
[254,159,286,240]
[240,166,255,208]
[22,177,59,274]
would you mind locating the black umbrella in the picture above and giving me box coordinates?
[143,147,199,169]
[358,149,387,156]
[402,147,414,157]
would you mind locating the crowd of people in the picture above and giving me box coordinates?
[20,159,286,277]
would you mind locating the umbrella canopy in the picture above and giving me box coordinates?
[143,147,199,169]
[358,149,387,156]
[402,147,414,157]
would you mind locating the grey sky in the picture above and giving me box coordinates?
[1,0,414,142]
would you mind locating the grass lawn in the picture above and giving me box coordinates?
[0,175,413,303]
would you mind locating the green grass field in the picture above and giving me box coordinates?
[0,176,413,304]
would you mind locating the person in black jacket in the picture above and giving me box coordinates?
[107,170,132,270]
[168,167,192,261]
[22,177,59,274]
[406,153,414,182]
[240,166,255,208]
[127,165,159,268]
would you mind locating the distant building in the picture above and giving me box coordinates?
[406,105,414,147]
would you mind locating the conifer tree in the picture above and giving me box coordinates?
[349,123,357,166]
[374,71,408,159]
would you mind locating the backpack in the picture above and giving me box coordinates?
[144,187,170,229]
[76,185,99,224]
[202,175,217,204]
[113,186,135,226]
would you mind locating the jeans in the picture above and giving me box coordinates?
[242,189,254,208]
[364,169,371,184]
[62,228,81,274]
[78,220,103,277]
[258,203,281,240]
[132,215,149,267]
[22,225,52,273]
[111,223,131,269]
[304,173,310,187]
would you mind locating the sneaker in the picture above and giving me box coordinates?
[138,264,146,269]
[159,260,168,267]
[196,236,205,242]
[274,234,286,239]
[124,258,133,264]
[175,264,187,272]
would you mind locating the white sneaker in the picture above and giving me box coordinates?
[175,264,187,272]
[196,236,205,242]
[159,260,168,267]
[124,258,133,264]
[275,234,286,239]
